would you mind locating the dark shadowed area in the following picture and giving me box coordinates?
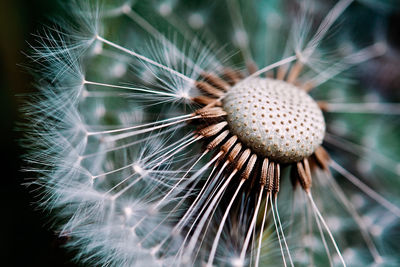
[0,1,76,266]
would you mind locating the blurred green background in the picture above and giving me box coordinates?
[1,0,399,266]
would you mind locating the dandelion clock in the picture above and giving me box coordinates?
[24,0,400,266]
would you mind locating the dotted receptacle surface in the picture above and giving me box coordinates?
[222,78,325,163]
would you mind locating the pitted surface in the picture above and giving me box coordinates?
[222,78,325,163]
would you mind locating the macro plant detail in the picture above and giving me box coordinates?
[24,0,400,266]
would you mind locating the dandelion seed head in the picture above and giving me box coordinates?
[223,77,325,163]
[23,0,400,265]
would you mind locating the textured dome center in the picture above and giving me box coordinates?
[222,77,325,163]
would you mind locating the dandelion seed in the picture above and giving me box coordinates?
[24,0,400,266]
